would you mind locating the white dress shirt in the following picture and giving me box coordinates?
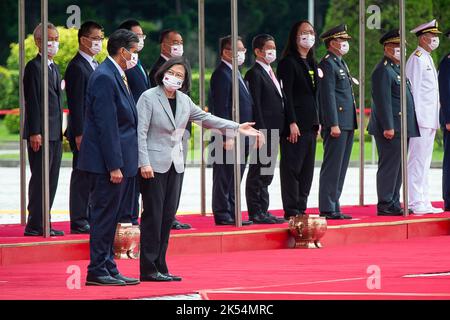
[406,46,440,129]
[79,50,98,70]
[107,56,126,78]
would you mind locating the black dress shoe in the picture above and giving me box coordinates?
[112,274,140,285]
[172,220,192,230]
[377,209,403,216]
[163,273,182,281]
[264,212,287,223]
[249,213,277,224]
[140,272,173,282]
[71,224,90,234]
[86,275,126,286]
[215,218,253,226]
[24,228,65,236]
[320,212,352,220]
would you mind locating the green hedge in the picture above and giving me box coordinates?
[3,114,20,134]
[0,66,14,110]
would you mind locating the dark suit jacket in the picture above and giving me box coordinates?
[368,57,420,138]
[125,59,150,103]
[65,52,95,147]
[208,61,253,123]
[23,54,63,141]
[78,58,138,178]
[277,54,319,134]
[149,56,167,88]
[245,62,285,132]
[439,52,450,128]
[318,51,357,130]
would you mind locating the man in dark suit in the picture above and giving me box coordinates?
[78,29,140,286]
[439,30,450,211]
[208,35,254,226]
[23,23,64,237]
[368,29,420,216]
[245,34,285,224]
[65,21,103,234]
[318,24,357,220]
[149,29,192,230]
[118,19,151,226]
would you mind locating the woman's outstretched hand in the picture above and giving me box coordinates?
[238,122,265,149]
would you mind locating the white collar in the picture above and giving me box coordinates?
[79,50,95,63]
[256,60,272,74]
[417,46,431,56]
[161,54,170,61]
[38,53,53,66]
[108,56,125,78]
[221,59,233,70]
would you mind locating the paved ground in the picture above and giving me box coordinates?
[0,166,444,225]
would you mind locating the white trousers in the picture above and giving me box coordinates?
[407,127,436,209]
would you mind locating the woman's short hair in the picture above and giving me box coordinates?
[155,56,191,94]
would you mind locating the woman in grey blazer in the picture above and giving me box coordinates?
[137,57,262,282]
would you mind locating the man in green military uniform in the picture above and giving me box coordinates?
[318,24,357,220]
[368,29,420,216]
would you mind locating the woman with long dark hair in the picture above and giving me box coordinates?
[277,20,320,219]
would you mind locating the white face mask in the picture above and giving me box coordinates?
[298,34,315,49]
[264,49,277,64]
[171,44,184,57]
[429,36,440,51]
[47,41,59,57]
[237,51,246,66]
[393,47,401,61]
[163,73,183,91]
[123,49,138,70]
[89,40,102,55]
[335,41,349,55]
[137,38,145,52]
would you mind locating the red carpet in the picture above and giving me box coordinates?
[1,235,450,300]
[0,202,448,245]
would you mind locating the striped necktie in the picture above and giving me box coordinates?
[121,74,130,94]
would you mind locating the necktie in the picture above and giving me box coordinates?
[49,63,58,89]
[137,60,148,85]
[92,59,99,70]
[122,74,131,94]
[238,72,249,94]
[269,68,282,96]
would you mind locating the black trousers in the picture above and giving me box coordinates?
[319,129,354,213]
[443,130,450,208]
[140,165,183,276]
[69,148,90,229]
[212,145,249,223]
[375,136,404,211]
[280,131,317,217]
[87,174,135,277]
[26,141,62,231]
[245,131,279,216]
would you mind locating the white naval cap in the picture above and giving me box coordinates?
[410,19,442,36]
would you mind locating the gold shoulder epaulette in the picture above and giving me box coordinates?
[415,51,422,57]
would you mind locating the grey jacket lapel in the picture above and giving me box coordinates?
[156,86,177,129]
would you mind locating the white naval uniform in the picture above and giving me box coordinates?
[406,46,440,211]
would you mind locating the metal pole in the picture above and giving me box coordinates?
[358,0,365,206]
[198,0,206,216]
[399,0,409,217]
[308,0,315,25]
[231,0,242,227]
[19,0,27,226]
[41,0,51,237]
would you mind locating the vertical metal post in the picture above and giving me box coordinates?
[231,0,242,227]
[19,0,27,226]
[41,0,51,237]
[198,0,206,216]
[399,0,409,217]
[358,0,365,206]
[308,0,315,25]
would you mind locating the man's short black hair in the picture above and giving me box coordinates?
[252,34,275,55]
[159,29,180,44]
[107,29,139,56]
[219,35,243,55]
[118,19,141,31]
[154,56,191,94]
[78,21,103,43]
